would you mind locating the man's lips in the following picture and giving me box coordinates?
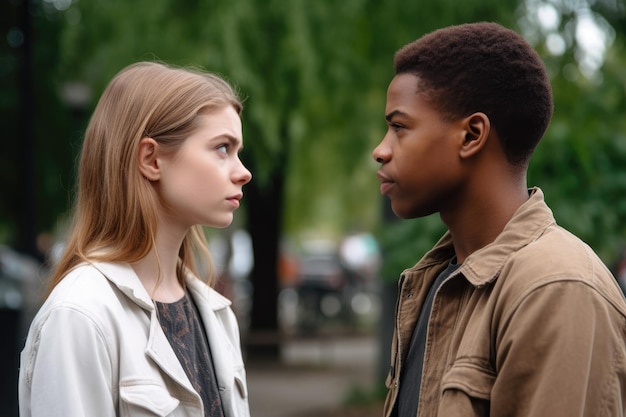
[376,171,394,195]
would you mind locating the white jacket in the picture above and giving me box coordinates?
[18,262,250,417]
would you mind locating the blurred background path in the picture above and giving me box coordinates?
[247,333,384,417]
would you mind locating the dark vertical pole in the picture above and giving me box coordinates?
[16,0,38,260]
[1,2,36,416]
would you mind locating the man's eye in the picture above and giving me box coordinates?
[391,123,404,131]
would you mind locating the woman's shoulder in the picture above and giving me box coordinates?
[24,264,116,340]
[44,262,129,314]
[56,261,111,289]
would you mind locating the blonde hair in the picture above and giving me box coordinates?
[47,61,242,297]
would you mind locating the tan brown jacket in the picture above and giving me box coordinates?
[385,188,626,417]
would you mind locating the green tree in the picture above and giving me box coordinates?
[520,0,626,263]
[376,0,626,280]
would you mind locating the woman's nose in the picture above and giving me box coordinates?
[235,160,252,185]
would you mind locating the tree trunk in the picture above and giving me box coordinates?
[244,167,284,361]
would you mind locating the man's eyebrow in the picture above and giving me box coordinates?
[385,110,409,122]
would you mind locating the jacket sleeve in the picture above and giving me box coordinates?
[19,305,116,417]
[491,280,626,417]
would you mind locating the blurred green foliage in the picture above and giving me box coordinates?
[377,1,626,281]
[529,43,626,262]
[1,0,626,284]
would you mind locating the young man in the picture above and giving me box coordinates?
[373,22,626,417]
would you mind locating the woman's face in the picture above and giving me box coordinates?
[156,106,252,230]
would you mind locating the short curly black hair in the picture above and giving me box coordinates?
[394,22,553,167]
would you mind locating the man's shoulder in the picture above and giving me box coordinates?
[515,223,604,274]
[501,224,625,306]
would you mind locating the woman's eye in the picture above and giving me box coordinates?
[217,144,228,154]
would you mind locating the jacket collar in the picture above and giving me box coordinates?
[184,270,232,311]
[414,187,556,287]
[90,262,232,312]
[90,262,155,310]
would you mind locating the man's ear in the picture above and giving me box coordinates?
[459,112,490,159]
[138,137,161,181]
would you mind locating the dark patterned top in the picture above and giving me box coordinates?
[156,292,225,417]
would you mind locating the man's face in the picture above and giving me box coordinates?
[372,73,467,219]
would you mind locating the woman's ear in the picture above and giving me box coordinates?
[138,137,161,181]
[459,112,490,159]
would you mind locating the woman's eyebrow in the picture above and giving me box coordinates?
[218,134,244,150]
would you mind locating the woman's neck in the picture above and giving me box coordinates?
[132,226,187,303]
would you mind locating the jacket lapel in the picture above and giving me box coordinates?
[91,262,198,396]
[145,310,197,395]
[185,276,239,392]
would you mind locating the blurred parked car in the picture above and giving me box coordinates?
[280,237,380,334]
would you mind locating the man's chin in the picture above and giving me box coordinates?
[391,203,436,220]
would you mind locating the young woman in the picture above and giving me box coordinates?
[19,61,252,417]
